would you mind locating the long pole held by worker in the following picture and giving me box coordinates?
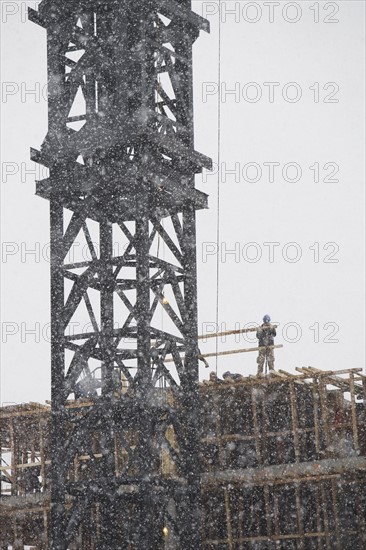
[198,325,278,340]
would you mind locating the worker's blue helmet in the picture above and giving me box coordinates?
[263,314,271,323]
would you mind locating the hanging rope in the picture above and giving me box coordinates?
[215,2,222,375]
[160,219,165,333]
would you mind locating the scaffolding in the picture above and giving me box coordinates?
[0,403,50,548]
[201,367,366,549]
[1,366,365,548]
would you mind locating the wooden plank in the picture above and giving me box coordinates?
[201,456,366,486]
[0,408,50,419]
[0,506,50,517]
[321,376,362,398]
[3,460,50,470]
[203,533,330,544]
[200,370,358,391]
[278,370,306,385]
[296,367,362,376]
[297,367,363,396]
[296,368,364,398]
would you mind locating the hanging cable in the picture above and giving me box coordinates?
[215,2,221,376]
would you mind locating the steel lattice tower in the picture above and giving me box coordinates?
[29,1,211,548]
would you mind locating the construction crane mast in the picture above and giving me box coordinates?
[29,0,211,547]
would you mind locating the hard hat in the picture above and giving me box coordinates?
[263,314,271,323]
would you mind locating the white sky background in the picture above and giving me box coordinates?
[0,0,365,405]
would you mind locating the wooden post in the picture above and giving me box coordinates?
[10,419,17,496]
[12,516,23,549]
[43,510,49,550]
[39,419,46,492]
[273,488,280,538]
[73,455,79,482]
[12,518,18,549]
[259,385,269,466]
[320,483,331,550]
[315,482,322,550]
[312,382,321,456]
[362,377,366,455]
[237,491,243,549]
[263,484,272,540]
[214,392,225,468]
[330,478,341,550]
[289,381,300,462]
[251,387,262,465]
[355,482,366,545]
[295,482,304,549]
[318,379,331,457]
[96,501,101,541]
[31,427,36,463]
[349,372,359,451]
[114,433,119,476]
[224,487,234,550]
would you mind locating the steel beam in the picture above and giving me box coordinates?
[29,0,211,547]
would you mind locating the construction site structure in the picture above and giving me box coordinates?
[2,0,366,548]
[26,0,211,547]
[1,366,366,549]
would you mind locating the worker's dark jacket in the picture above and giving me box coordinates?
[256,324,276,347]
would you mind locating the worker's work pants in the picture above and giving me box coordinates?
[257,347,274,374]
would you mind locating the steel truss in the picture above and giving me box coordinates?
[29,0,211,547]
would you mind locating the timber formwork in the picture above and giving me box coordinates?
[1,367,365,549]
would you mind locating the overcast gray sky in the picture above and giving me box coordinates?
[1,0,365,404]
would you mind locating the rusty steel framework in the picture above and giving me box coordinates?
[26,0,211,548]
[1,368,366,548]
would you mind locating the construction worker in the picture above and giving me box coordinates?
[223,371,243,383]
[256,315,276,375]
